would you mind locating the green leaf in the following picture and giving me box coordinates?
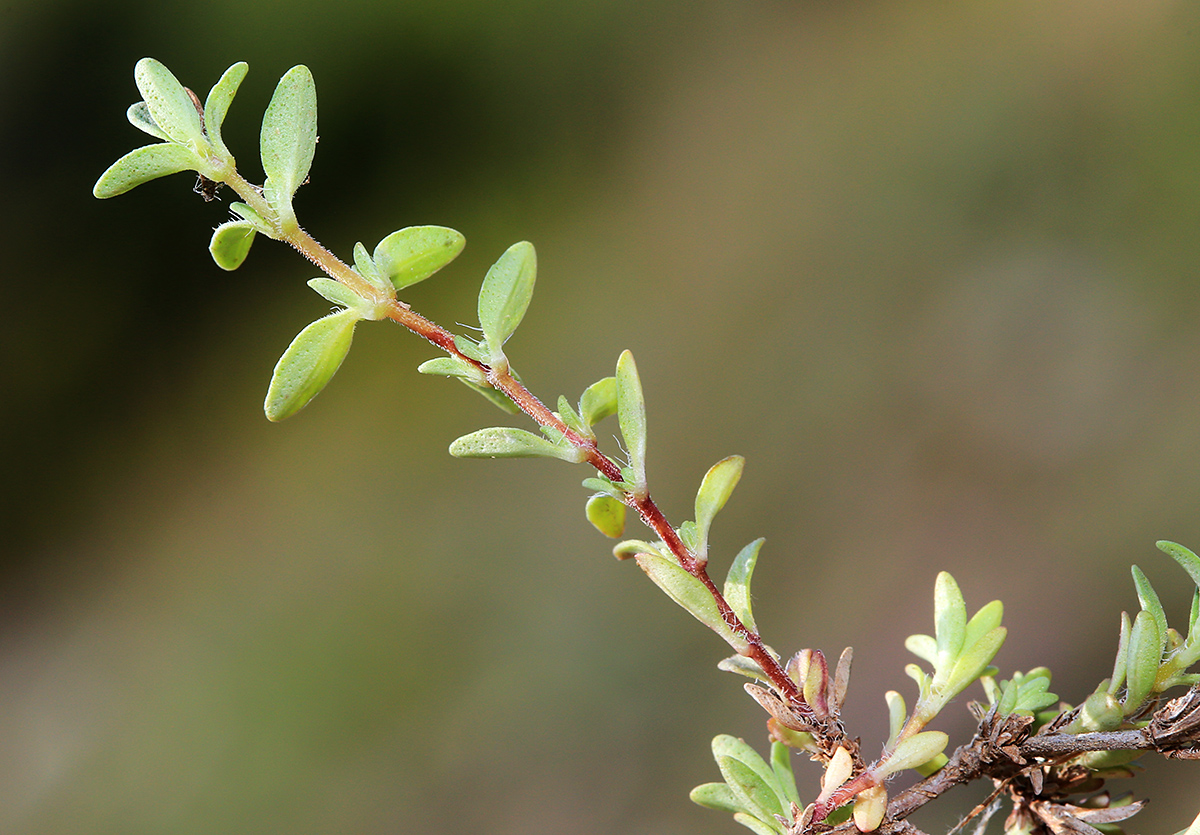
[586,494,626,538]
[230,202,274,236]
[933,572,967,677]
[93,143,199,198]
[209,220,256,270]
[877,731,948,778]
[724,538,764,634]
[769,741,801,808]
[453,335,489,363]
[308,277,367,310]
[203,61,248,155]
[1132,565,1168,647]
[579,376,618,426]
[694,455,745,559]
[449,427,585,462]
[962,600,1004,653]
[264,309,360,421]
[1123,609,1163,713]
[885,691,906,747]
[417,356,486,385]
[1108,611,1132,695]
[126,102,169,141]
[134,58,206,150]
[712,736,788,823]
[616,350,647,491]
[690,782,744,814]
[581,476,624,500]
[946,626,1006,695]
[477,241,537,362]
[374,226,466,290]
[556,396,590,438]
[351,242,390,293]
[260,65,317,215]
[1158,541,1200,591]
[904,634,937,667]
[717,655,770,682]
[635,552,749,652]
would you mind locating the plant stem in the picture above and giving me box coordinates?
[217,165,847,757]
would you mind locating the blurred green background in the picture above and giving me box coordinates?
[3,0,1200,832]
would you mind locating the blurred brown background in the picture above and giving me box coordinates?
[3,0,1200,832]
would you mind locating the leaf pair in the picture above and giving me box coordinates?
[690,737,802,835]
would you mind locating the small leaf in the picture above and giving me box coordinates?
[417,356,486,385]
[877,731,948,777]
[713,736,787,823]
[885,691,906,747]
[732,813,783,835]
[724,538,764,634]
[1108,611,1132,696]
[93,143,199,198]
[260,65,317,213]
[264,309,359,421]
[1158,541,1200,592]
[308,277,367,310]
[1123,609,1164,713]
[453,334,488,363]
[1132,565,1168,643]
[449,427,585,462]
[613,539,665,562]
[635,553,749,652]
[374,226,466,290]
[586,494,626,538]
[203,61,248,155]
[904,634,937,667]
[945,626,1007,695]
[690,783,743,814]
[352,242,391,294]
[478,241,537,361]
[581,476,624,500]
[962,600,1004,652]
[694,455,745,559]
[556,396,590,438]
[126,101,169,140]
[717,655,770,682]
[933,572,967,676]
[616,350,647,491]
[230,202,274,236]
[579,376,618,426]
[769,742,801,808]
[134,58,206,150]
[209,220,256,271]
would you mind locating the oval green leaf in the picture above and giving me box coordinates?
[877,731,948,778]
[1157,541,1200,591]
[134,58,207,150]
[264,309,359,421]
[586,494,626,538]
[93,143,199,198]
[616,350,647,492]
[724,538,764,634]
[203,61,248,154]
[689,782,743,814]
[1123,609,1163,713]
[478,241,536,361]
[933,572,967,677]
[694,455,744,558]
[126,102,170,141]
[579,376,617,426]
[307,277,367,310]
[448,427,585,462]
[209,220,256,271]
[260,65,317,212]
[635,552,749,653]
[374,226,466,290]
